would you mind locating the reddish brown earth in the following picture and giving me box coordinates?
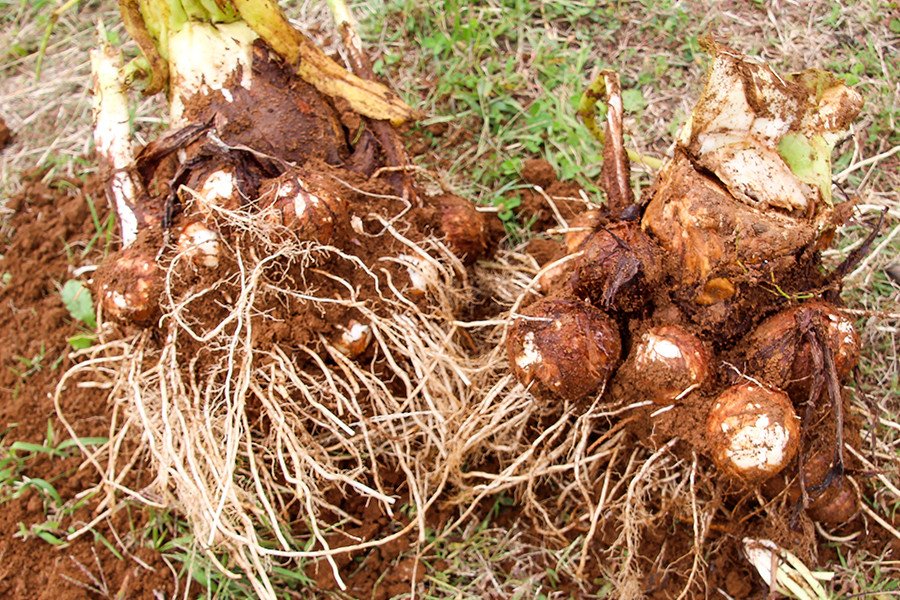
[0,170,189,599]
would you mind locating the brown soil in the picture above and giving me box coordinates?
[0,170,188,599]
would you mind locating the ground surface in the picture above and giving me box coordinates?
[1,1,899,599]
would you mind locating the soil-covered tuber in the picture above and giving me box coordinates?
[95,244,163,325]
[613,326,711,405]
[175,221,221,268]
[786,451,860,525]
[507,298,621,402]
[641,39,863,294]
[332,320,373,360]
[706,382,801,483]
[438,194,488,263]
[744,301,861,400]
[570,222,658,313]
[258,170,344,243]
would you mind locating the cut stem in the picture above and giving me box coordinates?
[90,27,153,247]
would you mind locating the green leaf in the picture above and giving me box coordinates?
[9,441,63,457]
[67,333,95,351]
[34,528,66,546]
[890,18,900,34]
[61,280,96,330]
[622,88,648,113]
[20,478,62,506]
[56,437,108,451]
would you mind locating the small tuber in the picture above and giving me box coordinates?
[96,246,162,325]
[258,171,344,243]
[507,298,621,402]
[706,382,801,483]
[438,194,488,263]
[176,221,221,268]
[570,222,656,313]
[744,301,861,400]
[614,326,711,405]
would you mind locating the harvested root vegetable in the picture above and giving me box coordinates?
[258,170,345,243]
[807,481,860,525]
[175,221,221,268]
[507,298,621,402]
[706,382,801,483]
[95,245,163,325]
[613,326,711,405]
[744,301,861,399]
[494,35,878,599]
[331,320,372,360]
[786,451,860,525]
[641,38,863,291]
[570,222,658,312]
[188,167,243,214]
[80,3,498,597]
[438,194,488,263]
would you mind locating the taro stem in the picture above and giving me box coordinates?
[91,27,157,248]
[326,0,412,198]
[578,73,663,175]
[119,0,419,125]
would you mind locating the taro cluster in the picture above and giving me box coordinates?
[507,39,866,525]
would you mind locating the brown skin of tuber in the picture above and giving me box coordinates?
[807,482,860,525]
[706,382,801,484]
[786,451,861,525]
[744,301,861,400]
[438,194,488,264]
[614,326,711,405]
[507,298,621,402]
[570,222,657,313]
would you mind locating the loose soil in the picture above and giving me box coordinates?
[0,170,189,599]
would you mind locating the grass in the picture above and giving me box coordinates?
[0,422,106,543]
[1,0,899,599]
